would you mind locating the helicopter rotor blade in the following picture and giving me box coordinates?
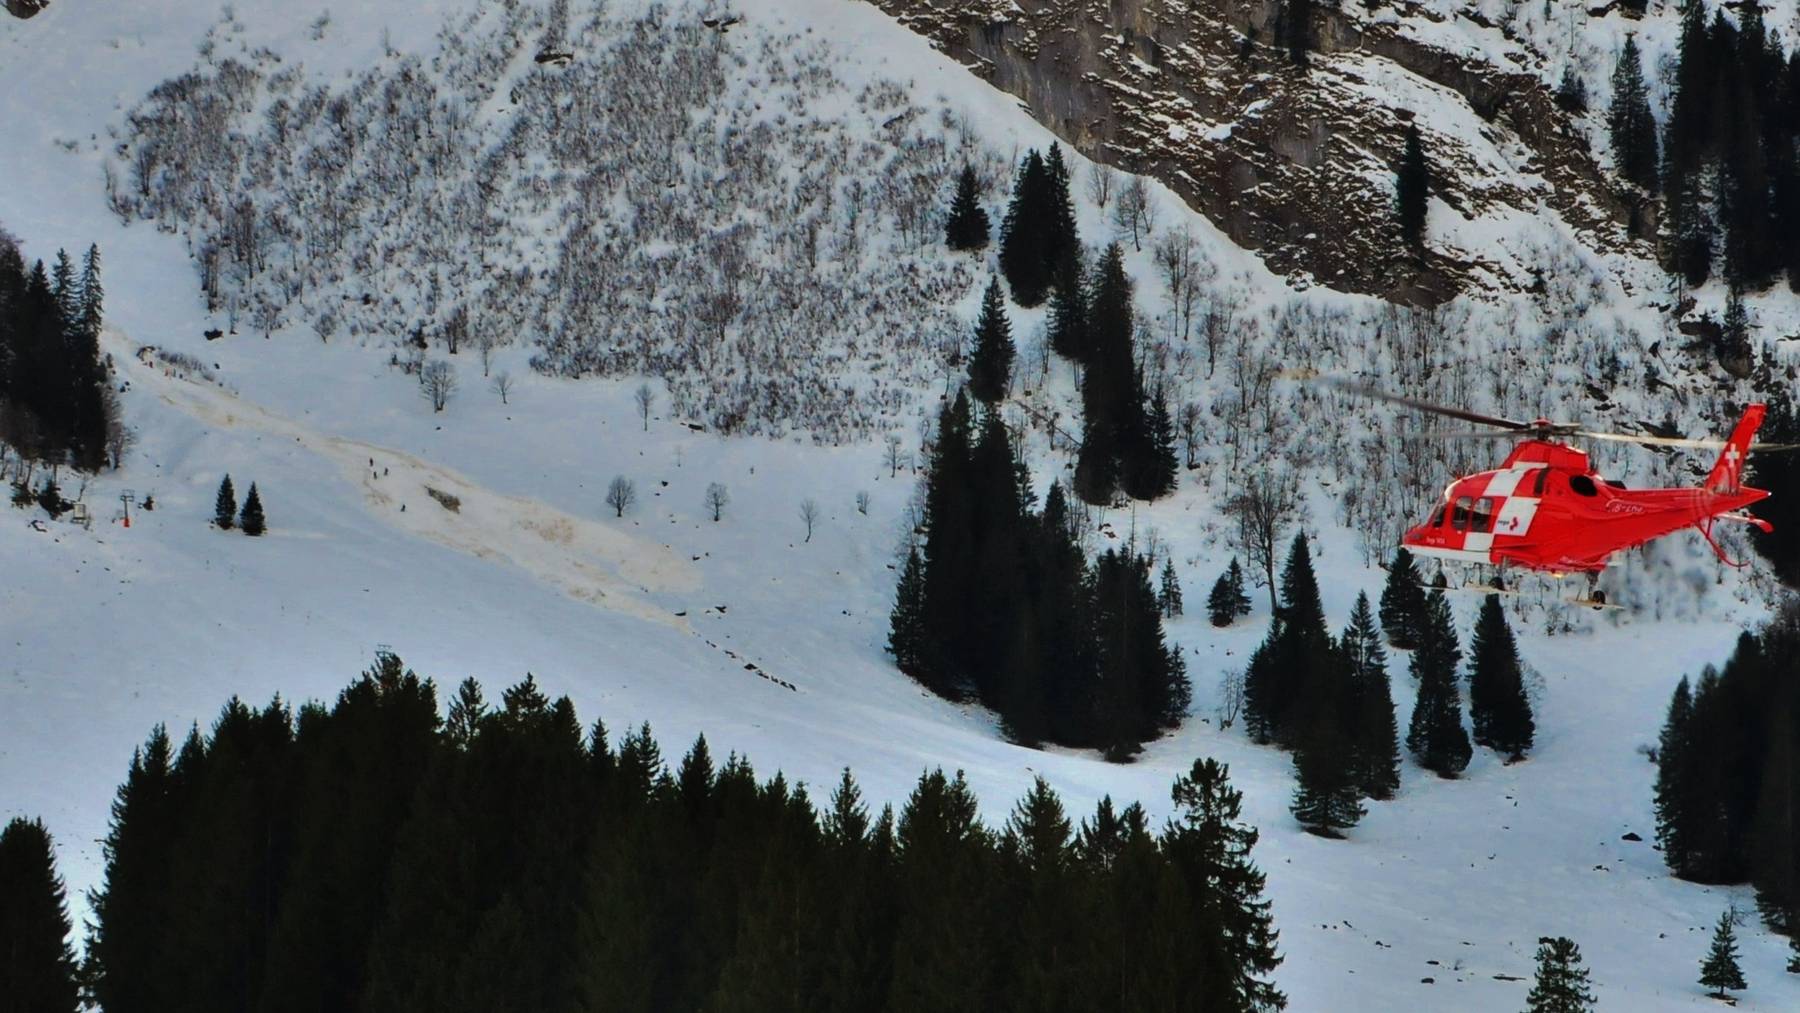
[1572,430,1727,449]
[1572,430,1800,453]
[1286,372,1800,453]
[1410,429,1526,441]
[1283,371,1532,431]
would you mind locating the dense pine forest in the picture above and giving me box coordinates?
[1650,0,1800,293]
[0,231,116,482]
[4,655,1291,1012]
[1654,600,1800,968]
[889,388,1189,759]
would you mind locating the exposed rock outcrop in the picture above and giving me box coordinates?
[5,0,51,20]
[873,0,1651,305]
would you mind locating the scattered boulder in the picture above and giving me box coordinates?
[6,0,51,20]
[534,50,574,66]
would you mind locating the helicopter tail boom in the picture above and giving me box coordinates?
[1703,404,1766,495]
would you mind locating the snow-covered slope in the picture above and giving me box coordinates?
[5,1,1800,1009]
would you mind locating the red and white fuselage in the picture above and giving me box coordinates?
[1402,406,1772,575]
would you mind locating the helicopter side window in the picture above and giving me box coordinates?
[1451,496,1472,531]
[1471,497,1495,532]
[1569,474,1598,497]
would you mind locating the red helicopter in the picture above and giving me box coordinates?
[1321,380,1794,606]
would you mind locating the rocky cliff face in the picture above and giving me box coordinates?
[871,0,1649,306]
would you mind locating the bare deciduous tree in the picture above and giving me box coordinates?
[490,371,514,404]
[420,360,457,412]
[1084,161,1118,209]
[312,310,338,344]
[1224,466,1302,614]
[1217,667,1245,730]
[1153,228,1209,342]
[704,481,729,522]
[799,497,820,542]
[855,490,871,515]
[605,475,636,517]
[884,434,906,477]
[1179,401,1203,470]
[102,161,133,224]
[476,325,497,377]
[1199,291,1240,378]
[1112,175,1157,250]
[634,382,655,432]
[103,389,136,470]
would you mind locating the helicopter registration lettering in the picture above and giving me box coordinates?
[1603,499,1646,515]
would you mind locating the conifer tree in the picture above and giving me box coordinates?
[889,769,996,1010]
[1045,252,1088,361]
[1525,936,1597,1013]
[1654,676,1695,874]
[1142,385,1180,500]
[78,243,103,341]
[999,150,1053,306]
[944,165,991,252]
[1667,164,1716,288]
[1378,548,1426,649]
[1554,66,1588,114]
[1243,536,1330,746]
[1395,125,1429,251]
[1089,549,1189,759]
[1342,592,1401,800]
[1157,557,1183,617]
[1407,589,1471,777]
[1164,758,1286,1011]
[1289,651,1365,837]
[1608,35,1660,191]
[1207,567,1241,627]
[1043,144,1080,275]
[1276,533,1326,639]
[915,391,975,696]
[85,726,182,1013]
[50,249,77,334]
[0,816,80,1013]
[240,482,266,536]
[966,275,1014,404]
[1227,558,1252,619]
[214,474,236,529]
[1719,285,1752,373]
[1467,595,1534,761]
[1699,909,1747,997]
[889,546,928,676]
[1073,245,1142,504]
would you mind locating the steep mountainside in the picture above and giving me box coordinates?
[6,1,1800,1008]
[874,0,1652,304]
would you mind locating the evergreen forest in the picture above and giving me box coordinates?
[0,237,116,478]
[1654,601,1800,961]
[33,655,1290,1013]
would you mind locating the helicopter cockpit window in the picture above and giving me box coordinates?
[1569,474,1598,497]
[1451,496,1472,531]
[1429,505,1447,528]
[1471,497,1495,532]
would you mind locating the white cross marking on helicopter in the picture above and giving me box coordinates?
[1460,465,1545,556]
